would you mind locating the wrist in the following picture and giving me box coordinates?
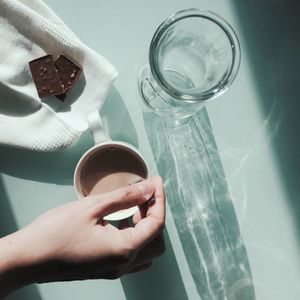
[0,229,42,297]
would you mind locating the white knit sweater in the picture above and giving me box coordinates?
[0,0,118,151]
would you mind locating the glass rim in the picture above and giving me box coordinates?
[149,8,241,103]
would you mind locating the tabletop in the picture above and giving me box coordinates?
[1,0,300,300]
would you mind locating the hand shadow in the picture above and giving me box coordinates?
[0,87,138,185]
[121,230,189,300]
[232,0,300,243]
[0,175,42,300]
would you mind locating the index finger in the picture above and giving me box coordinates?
[89,180,155,218]
[129,176,166,249]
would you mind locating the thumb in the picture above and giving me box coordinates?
[90,180,154,218]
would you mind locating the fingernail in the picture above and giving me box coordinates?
[136,181,154,199]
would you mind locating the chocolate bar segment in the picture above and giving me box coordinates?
[29,55,64,98]
[55,55,82,100]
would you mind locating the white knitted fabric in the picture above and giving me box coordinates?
[0,0,118,151]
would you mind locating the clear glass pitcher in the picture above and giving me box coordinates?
[138,8,241,118]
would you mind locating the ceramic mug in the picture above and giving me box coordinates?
[74,111,150,221]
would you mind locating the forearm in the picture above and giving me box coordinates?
[0,230,36,298]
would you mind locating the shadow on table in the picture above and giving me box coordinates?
[121,230,189,300]
[232,0,300,241]
[0,87,138,185]
[0,175,42,300]
[141,109,255,299]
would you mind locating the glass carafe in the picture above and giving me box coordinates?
[138,8,241,118]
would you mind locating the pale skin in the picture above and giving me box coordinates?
[0,176,166,299]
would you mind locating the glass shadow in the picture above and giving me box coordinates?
[143,108,256,299]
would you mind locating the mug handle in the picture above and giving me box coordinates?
[87,111,109,144]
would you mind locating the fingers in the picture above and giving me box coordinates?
[90,180,155,218]
[147,176,166,220]
[132,202,148,225]
[125,176,166,250]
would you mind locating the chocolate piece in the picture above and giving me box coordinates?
[29,55,64,98]
[54,55,82,100]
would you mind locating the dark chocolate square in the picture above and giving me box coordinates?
[55,55,82,100]
[29,55,64,98]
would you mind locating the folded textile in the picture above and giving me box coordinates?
[0,0,118,151]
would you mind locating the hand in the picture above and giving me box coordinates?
[0,176,165,297]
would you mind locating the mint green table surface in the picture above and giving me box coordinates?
[1,1,299,299]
